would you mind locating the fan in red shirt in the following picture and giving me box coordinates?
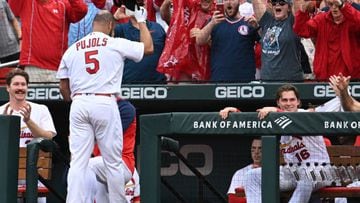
[8,0,88,83]
[293,0,360,81]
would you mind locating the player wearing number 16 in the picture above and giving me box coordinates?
[244,84,330,203]
[56,8,153,203]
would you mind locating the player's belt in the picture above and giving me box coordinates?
[73,93,114,97]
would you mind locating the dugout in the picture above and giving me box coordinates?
[1,82,359,202]
[140,112,360,203]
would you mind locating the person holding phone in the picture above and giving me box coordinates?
[194,0,260,82]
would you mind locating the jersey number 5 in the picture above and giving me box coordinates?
[85,50,99,74]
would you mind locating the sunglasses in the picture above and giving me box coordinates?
[271,1,287,6]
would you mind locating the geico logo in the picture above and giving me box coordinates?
[314,85,360,97]
[215,86,265,98]
[27,88,62,100]
[160,144,213,176]
[120,87,167,99]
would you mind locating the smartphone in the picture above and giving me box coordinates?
[216,3,224,14]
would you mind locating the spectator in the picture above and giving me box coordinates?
[160,0,173,25]
[115,5,166,83]
[195,0,260,82]
[156,0,214,82]
[220,84,331,203]
[68,0,110,47]
[0,1,21,64]
[88,99,140,203]
[293,0,360,81]
[225,137,262,203]
[253,0,304,82]
[56,9,152,202]
[8,0,88,83]
[146,0,169,31]
[0,69,57,203]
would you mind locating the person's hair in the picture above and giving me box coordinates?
[275,84,300,101]
[252,136,261,141]
[93,10,116,26]
[6,68,29,86]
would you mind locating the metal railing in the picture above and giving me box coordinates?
[0,60,19,69]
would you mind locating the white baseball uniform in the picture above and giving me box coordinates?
[0,101,57,203]
[0,101,57,147]
[244,110,331,203]
[86,156,140,203]
[56,31,144,203]
[227,164,254,194]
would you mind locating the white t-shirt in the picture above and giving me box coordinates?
[57,31,144,97]
[227,164,255,194]
[0,101,56,147]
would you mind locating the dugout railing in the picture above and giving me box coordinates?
[140,112,360,203]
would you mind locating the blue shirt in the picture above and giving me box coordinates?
[115,21,166,84]
[68,2,99,46]
[210,17,260,82]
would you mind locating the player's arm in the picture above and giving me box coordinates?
[20,104,55,139]
[134,6,154,55]
[219,107,241,119]
[59,79,72,102]
[256,107,279,120]
[330,74,360,111]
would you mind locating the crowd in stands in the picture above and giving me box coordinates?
[0,0,359,84]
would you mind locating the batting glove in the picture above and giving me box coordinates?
[134,5,147,23]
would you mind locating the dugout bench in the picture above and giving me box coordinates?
[235,145,360,201]
[17,145,51,199]
[17,138,66,203]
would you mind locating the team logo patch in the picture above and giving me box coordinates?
[238,25,249,35]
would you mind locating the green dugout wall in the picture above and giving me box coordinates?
[0,115,20,203]
[140,112,360,203]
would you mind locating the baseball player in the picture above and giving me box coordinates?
[226,137,261,203]
[87,99,140,203]
[0,69,57,147]
[0,69,57,203]
[56,7,153,203]
[329,73,360,203]
[220,84,331,203]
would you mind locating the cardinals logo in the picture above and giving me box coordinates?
[238,25,249,35]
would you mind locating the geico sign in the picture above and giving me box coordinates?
[161,144,213,176]
[120,87,167,99]
[314,85,360,97]
[27,88,62,100]
[215,86,265,98]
